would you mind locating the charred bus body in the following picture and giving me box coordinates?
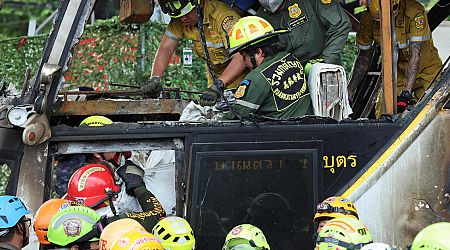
[0,0,449,249]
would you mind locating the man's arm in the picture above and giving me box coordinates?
[219,53,246,87]
[348,48,373,98]
[151,34,179,78]
[403,41,422,93]
[316,0,352,64]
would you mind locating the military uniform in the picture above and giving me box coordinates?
[356,0,442,98]
[224,52,314,120]
[166,0,245,89]
[257,0,352,65]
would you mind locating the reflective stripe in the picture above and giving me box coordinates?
[206,41,224,48]
[356,43,372,50]
[165,31,180,41]
[235,99,260,110]
[409,34,431,42]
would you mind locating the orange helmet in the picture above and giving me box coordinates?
[313,196,359,223]
[368,0,400,21]
[33,199,72,244]
[65,163,119,208]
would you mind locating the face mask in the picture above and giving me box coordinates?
[259,0,284,13]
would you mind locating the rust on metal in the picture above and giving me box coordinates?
[54,99,185,116]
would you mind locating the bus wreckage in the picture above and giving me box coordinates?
[0,0,449,249]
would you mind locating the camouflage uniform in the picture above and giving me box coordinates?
[55,154,87,197]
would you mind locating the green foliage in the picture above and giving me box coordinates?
[0,164,11,195]
[0,18,357,100]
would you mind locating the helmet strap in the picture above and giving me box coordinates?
[18,220,29,248]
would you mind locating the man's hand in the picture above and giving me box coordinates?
[117,162,145,196]
[141,76,162,97]
[200,80,224,106]
[397,90,416,113]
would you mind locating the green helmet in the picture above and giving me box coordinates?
[223,224,270,250]
[159,0,200,18]
[316,217,373,250]
[411,222,450,250]
[152,216,195,250]
[47,206,101,247]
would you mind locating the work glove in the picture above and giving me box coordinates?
[116,161,145,196]
[141,76,162,97]
[199,79,224,107]
[397,90,416,113]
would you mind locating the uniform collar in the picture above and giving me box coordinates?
[395,0,406,27]
[202,0,213,25]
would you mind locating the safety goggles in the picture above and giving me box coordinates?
[316,203,359,218]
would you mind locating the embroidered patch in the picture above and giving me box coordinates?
[222,16,237,33]
[288,3,301,19]
[260,54,308,111]
[321,0,332,4]
[234,80,250,99]
[288,14,309,30]
[63,219,82,237]
[414,14,425,30]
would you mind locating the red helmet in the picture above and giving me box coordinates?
[65,163,119,208]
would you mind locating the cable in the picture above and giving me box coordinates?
[192,0,258,126]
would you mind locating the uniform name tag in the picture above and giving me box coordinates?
[288,14,309,30]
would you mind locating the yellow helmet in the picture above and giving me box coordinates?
[228,16,289,55]
[159,0,200,18]
[313,196,359,223]
[152,216,195,250]
[99,219,145,250]
[79,115,113,127]
[111,229,163,250]
[367,0,400,21]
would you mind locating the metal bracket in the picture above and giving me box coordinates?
[21,113,52,146]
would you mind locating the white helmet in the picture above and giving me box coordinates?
[258,0,284,13]
[361,243,392,250]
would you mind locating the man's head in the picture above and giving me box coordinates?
[313,196,359,233]
[315,217,373,250]
[47,206,101,249]
[160,0,202,27]
[152,216,196,250]
[367,0,400,21]
[0,195,30,249]
[222,224,270,250]
[65,163,119,209]
[228,16,289,69]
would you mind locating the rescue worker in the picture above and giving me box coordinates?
[256,0,352,65]
[315,217,373,249]
[110,229,164,250]
[222,224,270,250]
[313,196,359,233]
[141,0,248,107]
[223,16,314,120]
[0,196,30,250]
[47,206,102,249]
[348,0,442,115]
[64,163,166,232]
[33,199,74,248]
[55,115,114,197]
[410,222,450,250]
[99,218,146,249]
[152,216,196,250]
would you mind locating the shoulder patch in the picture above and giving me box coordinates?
[222,16,237,33]
[234,80,251,99]
[414,13,425,30]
